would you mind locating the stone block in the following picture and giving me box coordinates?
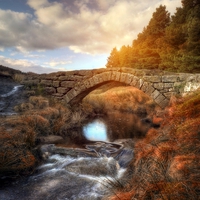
[196,74,200,82]
[76,70,93,77]
[45,87,56,94]
[93,74,103,85]
[89,77,96,87]
[93,76,100,85]
[64,94,71,103]
[101,72,110,81]
[135,79,144,89]
[53,81,60,87]
[174,82,184,87]
[61,81,75,88]
[154,94,166,104]
[120,73,128,82]
[129,76,139,87]
[141,82,149,92]
[41,79,52,86]
[124,74,134,85]
[163,83,174,88]
[186,75,196,82]
[162,75,178,83]
[145,85,155,96]
[77,82,87,91]
[159,99,170,109]
[52,93,64,97]
[150,90,160,100]
[154,83,164,90]
[83,80,91,88]
[59,75,83,81]
[163,92,175,99]
[143,76,161,83]
[159,89,170,93]
[177,74,188,81]
[115,72,121,81]
[67,90,75,100]
[71,88,79,97]
[57,87,70,94]
[111,71,117,80]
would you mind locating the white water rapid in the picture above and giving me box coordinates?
[0,153,127,200]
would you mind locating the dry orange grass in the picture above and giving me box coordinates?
[0,95,90,176]
[108,91,200,200]
[0,118,37,175]
[84,86,156,115]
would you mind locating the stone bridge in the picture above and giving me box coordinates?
[23,68,200,109]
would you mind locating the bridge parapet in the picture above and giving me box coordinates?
[21,68,200,109]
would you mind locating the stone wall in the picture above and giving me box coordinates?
[22,68,200,109]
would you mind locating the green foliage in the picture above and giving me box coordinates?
[106,3,200,72]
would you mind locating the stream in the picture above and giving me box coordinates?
[0,80,153,200]
[0,75,25,115]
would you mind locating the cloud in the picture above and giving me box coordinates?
[0,56,63,74]
[0,0,182,54]
[45,60,72,67]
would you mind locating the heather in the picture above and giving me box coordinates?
[0,95,94,178]
[108,90,200,200]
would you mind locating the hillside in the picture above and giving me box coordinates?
[0,65,23,77]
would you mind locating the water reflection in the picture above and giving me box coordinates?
[83,111,151,142]
[83,119,108,141]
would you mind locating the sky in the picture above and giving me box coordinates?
[0,0,182,74]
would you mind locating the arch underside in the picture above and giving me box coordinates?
[64,72,170,109]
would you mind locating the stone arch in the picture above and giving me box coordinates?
[64,71,169,108]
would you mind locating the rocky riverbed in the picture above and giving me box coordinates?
[0,75,135,199]
[0,75,28,115]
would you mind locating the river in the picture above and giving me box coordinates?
[0,80,153,199]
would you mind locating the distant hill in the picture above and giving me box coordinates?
[0,65,23,77]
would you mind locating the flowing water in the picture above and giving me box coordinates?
[0,80,24,115]
[0,154,126,200]
[0,111,149,200]
[0,82,153,199]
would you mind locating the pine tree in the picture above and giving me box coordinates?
[106,47,120,68]
[132,5,170,69]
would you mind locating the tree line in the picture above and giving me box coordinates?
[106,0,200,72]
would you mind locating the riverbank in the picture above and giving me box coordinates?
[108,90,200,200]
[0,86,135,199]
[0,75,199,199]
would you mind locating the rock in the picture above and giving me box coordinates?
[114,138,135,148]
[36,135,65,144]
[38,144,55,159]
[65,157,119,177]
[115,148,134,168]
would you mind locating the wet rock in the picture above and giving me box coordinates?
[38,144,55,159]
[65,157,119,177]
[114,138,135,148]
[115,148,134,168]
[36,135,65,145]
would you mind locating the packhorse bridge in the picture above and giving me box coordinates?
[23,68,200,109]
